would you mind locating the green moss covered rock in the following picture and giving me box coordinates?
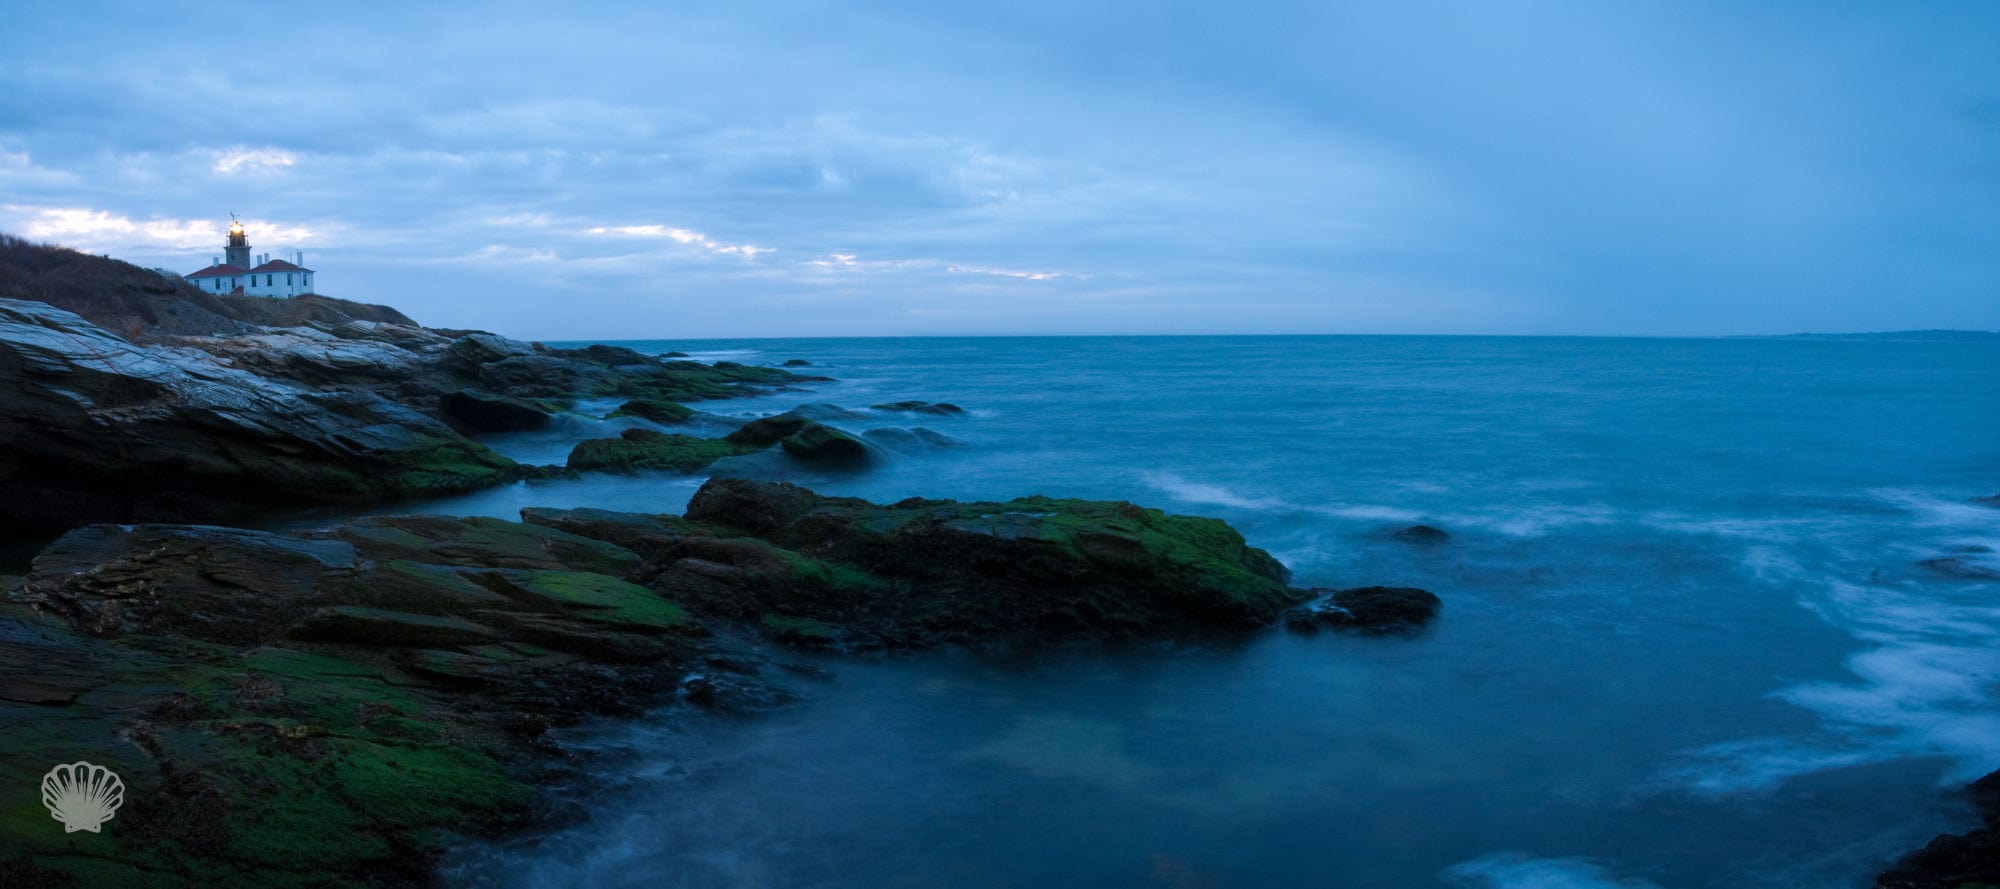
[567,428,757,473]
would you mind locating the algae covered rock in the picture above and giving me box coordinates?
[571,414,871,473]
[568,428,756,473]
[670,478,1306,644]
[724,412,814,448]
[607,398,696,424]
[779,423,870,465]
[2,511,722,887]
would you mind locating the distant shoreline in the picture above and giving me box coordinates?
[535,329,2000,345]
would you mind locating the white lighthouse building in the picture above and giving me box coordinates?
[186,218,315,297]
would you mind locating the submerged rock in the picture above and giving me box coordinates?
[1391,524,1451,543]
[863,426,960,451]
[871,400,965,416]
[1285,586,1442,633]
[1919,556,2000,581]
[789,402,874,421]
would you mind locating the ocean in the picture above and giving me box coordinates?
[411,335,1999,888]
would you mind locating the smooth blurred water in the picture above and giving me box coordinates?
[429,335,1998,889]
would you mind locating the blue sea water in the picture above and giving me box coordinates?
[423,335,1999,889]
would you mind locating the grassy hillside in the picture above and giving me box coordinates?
[0,233,417,339]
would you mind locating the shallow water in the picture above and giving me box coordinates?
[415,335,1997,888]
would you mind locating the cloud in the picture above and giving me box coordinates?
[0,205,322,256]
[945,264,1074,281]
[211,147,296,174]
[582,224,773,257]
[2,205,216,249]
[0,2,1992,336]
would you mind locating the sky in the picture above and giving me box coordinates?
[1,1,1995,339]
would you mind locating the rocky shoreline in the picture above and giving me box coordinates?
[0,238,1987,886]
[0,240,1437,886]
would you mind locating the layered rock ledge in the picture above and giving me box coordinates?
[0,478,1425,886]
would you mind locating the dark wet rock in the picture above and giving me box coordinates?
[1919,556,2000,581]
[568,428,756,473]
[1285,586,1441,633]
[326,513,644,575]
[606,398,695,424]
[724,412,814,447]
[782,359,811,367]
[292,605,503,647]
[871,400,965,416]
[1391,524,1451,543]
[0,298,521,536]
[780,423,870,465]
[660,350,690,358]
[1876,768,2000,888]
[1974,493,2000,508]
[439,387,553,432]
[680,674,719,705]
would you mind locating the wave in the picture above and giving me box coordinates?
[1669,499,2000,795]
[1443,853,1660,889]
[1139,472,1288,511]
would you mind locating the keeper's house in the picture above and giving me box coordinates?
[186,218,315,297]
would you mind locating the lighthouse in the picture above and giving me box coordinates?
[185,217,316,297]
[224,218,251,269]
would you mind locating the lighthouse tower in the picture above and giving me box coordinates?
[224,218,252,269]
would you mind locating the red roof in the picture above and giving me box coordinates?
[186,264,248,278]
[248,259,313,273]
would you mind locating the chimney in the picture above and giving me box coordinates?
[297,251,305,267]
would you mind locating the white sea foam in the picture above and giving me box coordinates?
[1307,503,1426,523]
[1440,504,1619,538]
[674,348,762,363]
[1139,472,1286,511]
[1673,555,2000,793]
[1869,488,2000,530]
[1443,853,1661,889]
[1665,739,1879,795]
